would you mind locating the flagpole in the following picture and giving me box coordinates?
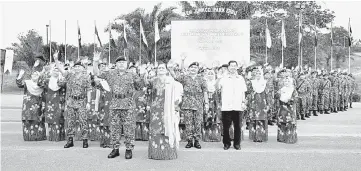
[349,18,351,73]
[331,22,333,71]
[139,20,142,65]
[314,18,317,70]
[155,41,157,64]
[108,20,111,65]
[94,20,96,54]
[65,20,67,62]
[77,20,80,60]
[49,20,52,63]
[265,19,268,64]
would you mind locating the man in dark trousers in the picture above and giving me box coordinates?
[217,61,247,150]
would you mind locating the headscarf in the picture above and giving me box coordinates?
[279,76,295,103]
[206,69,216,93]
[251,67,267,93]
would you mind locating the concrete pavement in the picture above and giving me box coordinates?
[1,95,361,170]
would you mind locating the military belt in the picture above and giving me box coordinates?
[113,93,132,99]
[70,95,86,100]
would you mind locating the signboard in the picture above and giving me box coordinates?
[171,20,250,68]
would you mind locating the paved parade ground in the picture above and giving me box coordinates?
[1,94,361,171]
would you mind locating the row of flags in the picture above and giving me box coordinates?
[264,18,352,48]
[76,19,160,53]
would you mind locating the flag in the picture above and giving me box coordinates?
[140,20,148,47]
[330,22,333,46]
[95,25,102,47]
[281,20,286,48]
[3,50,14,74]
[123,22,128,48]
[298,14,303,44]
[314,18,317,47]
[109,29,116,48]
[266,21,272,48]
[78,23,82,49]
[348,18,352,46]
[154,17,160,43]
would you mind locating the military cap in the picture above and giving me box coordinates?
[115,56,126,63]
[73,61,84,67]
[189,62,199,68]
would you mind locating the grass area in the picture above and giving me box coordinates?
[1,71,23,95]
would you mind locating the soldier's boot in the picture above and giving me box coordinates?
[334,108,338,113]
[268,120,274,126]
[83,139,89,148]
[320,110,324,114]
[337,107,340,111]
[305,113,310,118]
[125,149,132,159]
[301,115,306,120]
[313,110,318,116]
[64,137,74,148]
[344,106,348,111]
[350,103,353,108]
[185,140,193,148]
[194,140,202,149]
[324,110,330,114]
[340,107,344,111]
[107,149,120,158]
[297,115,300,120]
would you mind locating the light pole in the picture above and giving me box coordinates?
[46,25,49,45]
[295,3,305,69]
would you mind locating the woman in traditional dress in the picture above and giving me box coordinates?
[202,69,221,142]
[16,70,46,141]
[276,71,298,144]
[147,62,182,160]
[248,67,269,142]
[38,66,66,141]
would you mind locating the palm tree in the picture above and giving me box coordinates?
[105,3,183,64]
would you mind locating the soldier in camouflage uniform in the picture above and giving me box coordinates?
[54,52,92,149]
[94,56,143,159]
[296,71,309,120]
[318,71,331,114]
[344,72,351,111]
[305,70,312,118]
[349,74,356,108]
[338,71,346,111]
[309,71,319,116]
[329,71,339,113]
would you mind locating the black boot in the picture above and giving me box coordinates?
[350,104,353,108]
[340,107,344,111]
[320,110,324,114]
[334,109,338,113]
[324,110,330,114]
[305,113,310,118]
[107,149,120,158]
[64,137,74,148]
[185,140,193,148]
[194,140,201,149]
[344,106,348,111]
[313,110,318,116]
[125,149,132,159]
[268,120,274,126]
[297,115,300,120]
[82,139,89,148]
[337,107,340,111]
[301,115,306,120]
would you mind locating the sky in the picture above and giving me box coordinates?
[1,0,361,49]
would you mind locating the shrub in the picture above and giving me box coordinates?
[352,93,360,102]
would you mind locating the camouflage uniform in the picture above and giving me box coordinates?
[59,69,91,140]
[338,75,346,111]
[98,69,143,150]
[305,75,312,117]
[344,74,351,109]
[175,74,207,141]
[265,76,275,122]
[349,75,356,108]
[309,74,319,114]
[296,75,308,120]
[329,73,339,112]
[318,74,331,113]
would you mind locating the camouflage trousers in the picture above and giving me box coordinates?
[109,109,135,150]
[310,95,318,111]
[345,92,350,107]
[329,89,338,110]
[318,93,330,111]
[183,109,202,141]
[296,96,308,117]
[339,93,345,108]
[65,107,89,140]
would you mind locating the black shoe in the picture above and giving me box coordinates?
[234,145,241,150]
[64,137,74,148]
[224,144,231,150]
[268,120,274,126]
[125,149,132,159]
[350,104,353,108]
[340,107,344,111]
[313,111,318,116]
[301,115,306,120]
[185,140,193,148]
[108,149,120,158]
[320,110,324,114]
[334,109,338,113]
[83,139,89,148]
[305,114,310,118]
[344,107,348,111]
[194,140,201,149]
[324,110,330,114]
[297,115,300,120]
